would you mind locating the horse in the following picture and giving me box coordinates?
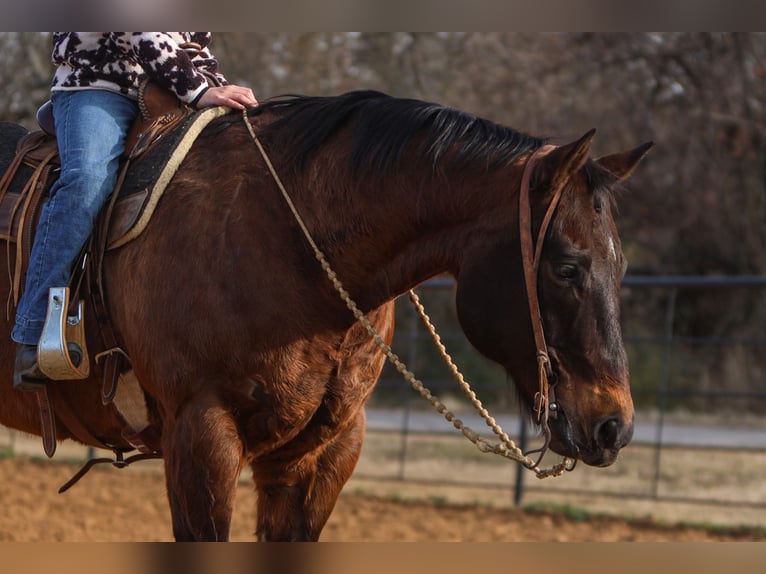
[0,90,651,541]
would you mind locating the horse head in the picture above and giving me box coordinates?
[455,131,652,467]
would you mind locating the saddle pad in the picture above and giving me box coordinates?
[106,105,231,249]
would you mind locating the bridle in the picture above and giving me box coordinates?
[518,146,568,457]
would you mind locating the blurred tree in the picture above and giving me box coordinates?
[0,32,52,127]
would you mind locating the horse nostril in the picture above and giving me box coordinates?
[595,417,620,450]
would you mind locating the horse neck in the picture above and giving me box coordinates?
[297,160,522,309]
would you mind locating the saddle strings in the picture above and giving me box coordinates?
[241,109,571,479]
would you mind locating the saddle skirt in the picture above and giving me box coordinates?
[0,103,230,253]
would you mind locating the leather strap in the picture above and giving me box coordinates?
[59,451,162,493]
[46,384,113,451]
[35,387,57,457]
[518,147,568,425]
[89,184,130,405]
[0,137,28,203]
[12,151,57,305]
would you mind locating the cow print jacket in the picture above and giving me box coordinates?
[50,32,228,106]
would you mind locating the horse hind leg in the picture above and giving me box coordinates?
[162,392,245,541]
[252,410,366,541]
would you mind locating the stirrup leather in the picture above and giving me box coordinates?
[38,286,90,380]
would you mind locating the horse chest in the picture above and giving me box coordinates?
[244,325,390,455]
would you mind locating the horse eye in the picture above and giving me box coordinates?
[557,263,578,281]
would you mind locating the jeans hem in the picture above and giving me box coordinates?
[11,316,45,346]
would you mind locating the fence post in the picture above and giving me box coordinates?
[513,416,528,505]
[651,288,677,499]
[396,297,421,481]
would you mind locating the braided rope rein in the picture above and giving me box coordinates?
[242,110,570,479]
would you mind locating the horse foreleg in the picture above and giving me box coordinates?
[162,393,245,541]
[252,410,366,541]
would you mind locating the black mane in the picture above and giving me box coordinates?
[254,90,546,174]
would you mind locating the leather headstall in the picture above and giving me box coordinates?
[518,147,568,431]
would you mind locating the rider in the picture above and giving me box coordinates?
[12,32,258,391]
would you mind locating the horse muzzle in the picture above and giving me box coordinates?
[546,403,635,467]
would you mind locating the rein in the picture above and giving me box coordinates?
[242,110,573,478]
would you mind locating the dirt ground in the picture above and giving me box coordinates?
[0,458,762,542]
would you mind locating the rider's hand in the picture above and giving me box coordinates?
[195,85,258,110]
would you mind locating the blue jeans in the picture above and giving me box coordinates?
[12,90,138,345]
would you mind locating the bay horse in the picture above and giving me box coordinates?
[0,90,651,541]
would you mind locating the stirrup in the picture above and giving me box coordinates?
[37,287,90,380]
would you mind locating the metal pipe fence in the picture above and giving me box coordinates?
[358,276,766,511]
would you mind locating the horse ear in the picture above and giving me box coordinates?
[539,129,596,192]
[596,141,654,182]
